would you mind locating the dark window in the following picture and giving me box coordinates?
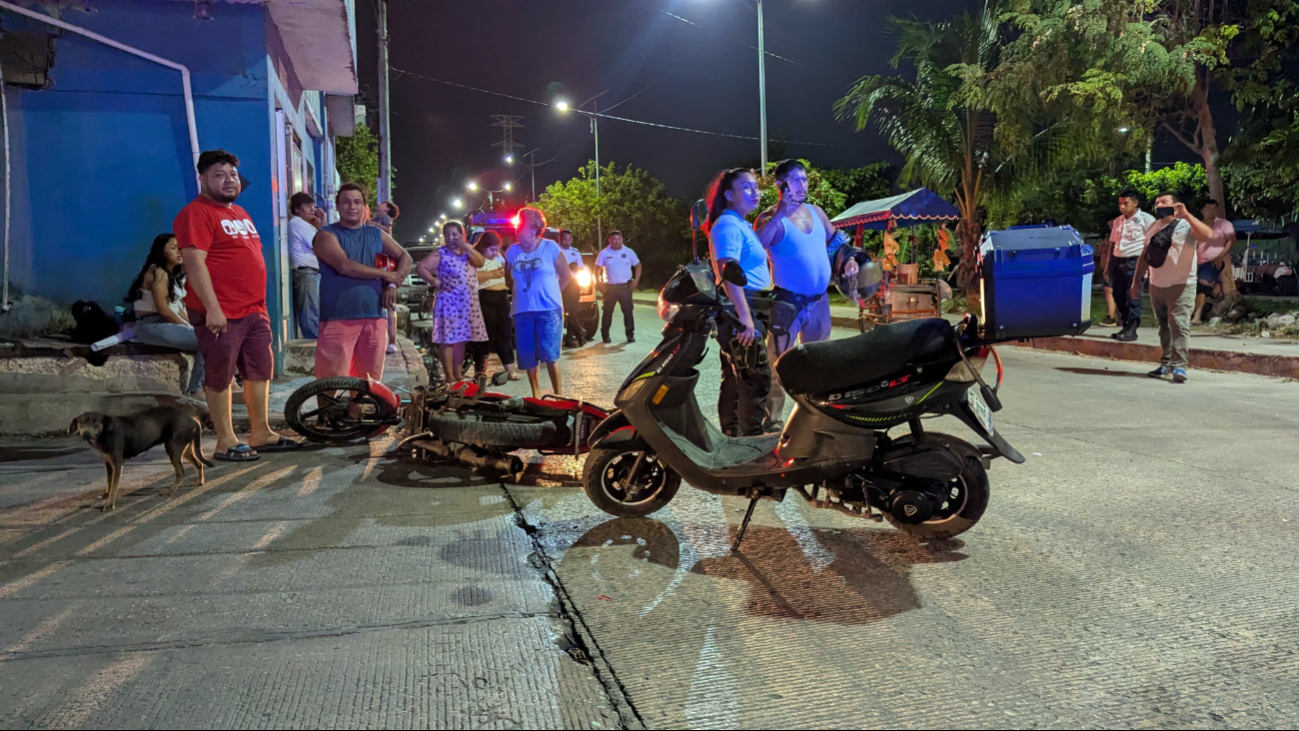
[0,31,55,90]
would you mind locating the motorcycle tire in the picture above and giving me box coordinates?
[582,447,681,517]
[426,412,558,449]
[884,432,989,540]
[285,377,396,443]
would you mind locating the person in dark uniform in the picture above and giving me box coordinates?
[704,168,772,437]
[557,229,588,347]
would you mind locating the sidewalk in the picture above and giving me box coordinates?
[631,292,1299,379]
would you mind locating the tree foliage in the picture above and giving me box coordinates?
[335,123,382,206]
[835,2,1006,300]
[537,161,691,286]
[755,160,848,218]
[822,162,894,209]
[966,0,1299,213]
[996,161,1210,236]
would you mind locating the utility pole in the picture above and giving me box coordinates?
[376,0,392,203]
[520,147,540,201]
[757,0,767,173]
[593,98,601,245]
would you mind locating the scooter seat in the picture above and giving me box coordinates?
[775,318,954,396]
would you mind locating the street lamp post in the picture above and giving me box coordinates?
[557,91,610,243]
[467,180,511,209]
[757,0,767,172]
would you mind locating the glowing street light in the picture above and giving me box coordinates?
[555,100,570,112]
[503,182,512,192]
[505,154,514,164]
[467,181,479,191]
[452,198,463,209]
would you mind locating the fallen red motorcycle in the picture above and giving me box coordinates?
[283,377,610,476]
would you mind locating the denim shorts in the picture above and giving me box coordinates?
[1197,262,1220,285]
[514,309,562,370]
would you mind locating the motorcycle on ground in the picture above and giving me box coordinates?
[580,254,1023,548]
[284,377,609,476]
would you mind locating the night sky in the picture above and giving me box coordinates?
[357,0,974,243]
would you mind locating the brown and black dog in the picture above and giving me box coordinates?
[69,406,213,510]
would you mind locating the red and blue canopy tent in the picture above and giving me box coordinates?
[830,187,961,231]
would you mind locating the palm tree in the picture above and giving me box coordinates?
[835,3,1002,304]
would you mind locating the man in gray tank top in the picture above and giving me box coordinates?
[312,183,412,382]
[754,160,857,433]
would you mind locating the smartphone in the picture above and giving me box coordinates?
[1155,206,1175,218]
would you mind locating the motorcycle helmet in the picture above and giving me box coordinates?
[831,244,883,307]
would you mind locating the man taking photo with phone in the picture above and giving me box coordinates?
[754,160,857,433]
[1131,192,1216,383]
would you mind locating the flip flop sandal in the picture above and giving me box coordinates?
[250,436,302,452]
[214,444,260,462]
[491,371,510,387]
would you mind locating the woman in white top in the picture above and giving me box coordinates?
[125,233,204,395]
[471,231,520,383]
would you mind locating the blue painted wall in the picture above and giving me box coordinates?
[3,0,277,327]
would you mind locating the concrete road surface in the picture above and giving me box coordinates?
[2,306,1296,729]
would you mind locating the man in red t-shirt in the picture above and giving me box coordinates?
[174,149,300,461]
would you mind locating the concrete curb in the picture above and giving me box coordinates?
[638,293,1299,379]
[1010,336,1299,379]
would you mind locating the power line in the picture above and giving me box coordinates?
[659,9,816,71]
[584,108,840,147]
[390,66,840,148]
[602,81,656,113]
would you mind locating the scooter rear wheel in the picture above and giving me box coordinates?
[582,448,681,517]
[885,433,990,540]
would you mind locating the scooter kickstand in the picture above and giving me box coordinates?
[731,497,760,552]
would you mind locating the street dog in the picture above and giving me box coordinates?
[69,407,213,510]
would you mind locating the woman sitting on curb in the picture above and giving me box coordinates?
[125,233,205,397]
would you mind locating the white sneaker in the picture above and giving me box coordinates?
[386,343,398,354]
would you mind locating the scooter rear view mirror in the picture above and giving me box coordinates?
[721,260,749,288]
[690,199,709,232]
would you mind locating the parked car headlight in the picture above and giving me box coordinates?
[575,267,593,290]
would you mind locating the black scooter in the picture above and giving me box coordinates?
[581,260,1024,549]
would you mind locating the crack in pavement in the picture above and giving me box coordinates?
[0,611,558,662]
[497,481,647,731]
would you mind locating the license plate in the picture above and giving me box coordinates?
[967,388,994,435]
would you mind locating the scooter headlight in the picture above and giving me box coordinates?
[657,295,679,323]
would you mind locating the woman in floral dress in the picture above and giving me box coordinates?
[415,221,487,381]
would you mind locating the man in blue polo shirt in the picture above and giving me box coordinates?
[707,168,772,437]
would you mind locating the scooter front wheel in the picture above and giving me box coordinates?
[582,448,681,517]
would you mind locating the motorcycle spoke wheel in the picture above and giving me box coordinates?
[285,377,390,442]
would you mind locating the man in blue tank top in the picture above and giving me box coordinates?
[311,183,412,381]
[754,160,858,432]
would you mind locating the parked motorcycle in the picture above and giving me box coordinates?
[580,259,1023,548]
